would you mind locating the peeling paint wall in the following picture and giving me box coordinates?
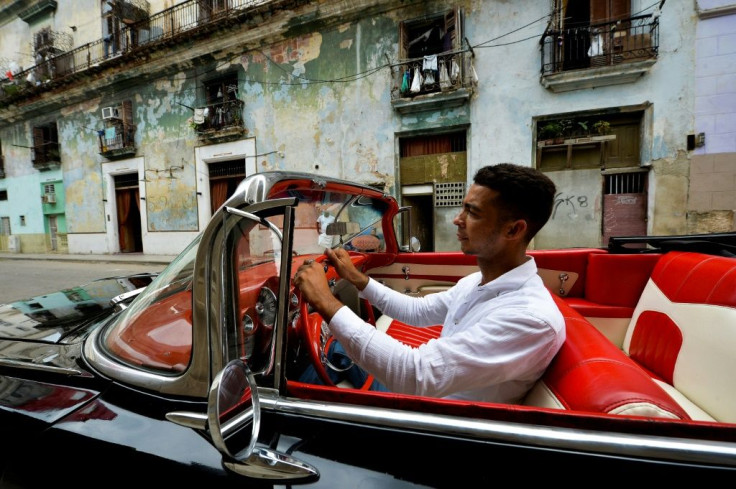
[0,0,712,255]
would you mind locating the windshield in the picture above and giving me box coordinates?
[97,183,392,376]
[272,190,389,254]
[100,234,200,374]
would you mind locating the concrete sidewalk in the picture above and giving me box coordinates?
[0,252,176,266]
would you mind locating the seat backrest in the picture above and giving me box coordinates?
[525,294,688,419]
[623,251,736,422]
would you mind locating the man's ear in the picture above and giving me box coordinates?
[505,219,528,240]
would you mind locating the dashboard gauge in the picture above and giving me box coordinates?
[255,287,277,327]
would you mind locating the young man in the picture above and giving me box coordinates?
[294,163,565,404]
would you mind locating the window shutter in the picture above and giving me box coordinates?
[32,127,45,164]
[121,100,133,124]
[122,100,134,145]
[399,21,408,60]
[590,0,630,24]
[445,8,461,50]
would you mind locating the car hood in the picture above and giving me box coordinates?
[0,274,156,344]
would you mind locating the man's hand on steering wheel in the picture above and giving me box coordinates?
[293,258,343,322]
[325,247,370,291]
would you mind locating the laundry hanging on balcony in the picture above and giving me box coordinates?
[400,70,410,94]
[588,32,604,57]
[410,66,422,93]
[439,59,451,90]
[193,108,206,124]
[450,57,460,84]
[422,54,437,87]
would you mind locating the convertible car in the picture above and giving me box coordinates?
[1,171,735,485]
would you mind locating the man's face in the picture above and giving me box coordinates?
[453,184,506,256]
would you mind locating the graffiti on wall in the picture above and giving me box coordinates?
[551,192,589,220]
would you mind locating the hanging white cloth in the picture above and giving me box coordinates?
[450,57,460,84]
[422,55,437,72]
[587,34,603,57]
[193,108,206,124]
[439,60,451,90]
[410,66,422,93]
[470,62,478,87]
[423,54,437,87]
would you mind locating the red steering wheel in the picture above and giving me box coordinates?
[294,253,368,386]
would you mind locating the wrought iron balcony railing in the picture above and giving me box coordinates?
[32,142,60,169]
[392,50,473,100]
[98,122,136,157]
[192,99,245,135]
[540,13,659,75]
[0,0,266,100]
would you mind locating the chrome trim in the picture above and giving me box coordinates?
[260,393,736,468]
[225,206,283,241]
[111,286,146,306]
[84,326,193,392]
[0,358,81,376]
[0,342,89,377]
[166,410,208,430]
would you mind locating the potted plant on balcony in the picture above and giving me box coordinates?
[593,120,611,135]
[538,121,565,145]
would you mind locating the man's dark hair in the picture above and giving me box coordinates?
[473,163,556,241]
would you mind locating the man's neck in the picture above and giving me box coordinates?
[476,251,529,286]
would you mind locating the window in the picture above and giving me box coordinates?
[32,122,60,168]
[0,190,7,200]
[199,0,232,22]
[399,9,460,60]
[397,8,464,98]
[542,0,658,75]
[44,184,55,195]
[196,73,243,133]
[99,100,136,155]
[205,73,238,106]
[536,112,641,171]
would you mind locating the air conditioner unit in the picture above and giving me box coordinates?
[102,106,119,120]
[45,193,56,204]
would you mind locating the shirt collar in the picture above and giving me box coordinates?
[477,256,538,293]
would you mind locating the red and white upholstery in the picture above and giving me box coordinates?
[524,294,688,419]
[623,251,736,422]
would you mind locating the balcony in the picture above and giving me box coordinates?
[0,0,266,103]
[391,50,474,114]
[98,122,137,158]
[192,99,246,142]
[540,13,659,93]
[32,142,60,171]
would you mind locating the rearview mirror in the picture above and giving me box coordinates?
[326,221,360,236]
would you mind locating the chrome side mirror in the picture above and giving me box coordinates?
[208,360,318,480]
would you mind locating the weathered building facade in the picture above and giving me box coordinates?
[0,0,731,257]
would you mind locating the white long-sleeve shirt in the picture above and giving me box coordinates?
[328,257,565,403]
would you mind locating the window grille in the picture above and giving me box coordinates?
[209,159,245,178]
[433,182,465,207]
[604,172,646,195]
[114,173,139,189]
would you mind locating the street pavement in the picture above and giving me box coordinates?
[0,251,176,266]
[0,252,176,304]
